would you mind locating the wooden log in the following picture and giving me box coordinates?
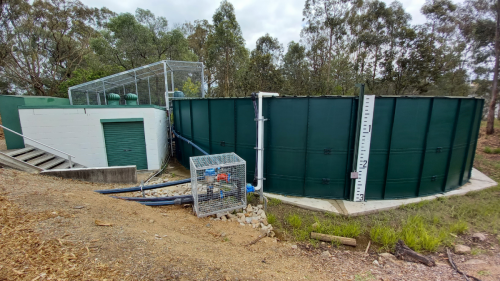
[310,232,357,247]
[394,240,435,267]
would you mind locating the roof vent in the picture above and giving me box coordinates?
[124,93,138,105]
[106,93,120,105]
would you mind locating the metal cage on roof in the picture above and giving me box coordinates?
[68,60,204,106]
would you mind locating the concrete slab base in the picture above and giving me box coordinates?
[41,165,137,184]
[264,168,497,216]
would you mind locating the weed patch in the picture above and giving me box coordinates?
[286,214,302,229]
[267,213,277,225]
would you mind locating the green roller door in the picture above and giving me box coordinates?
[102,120,148,170]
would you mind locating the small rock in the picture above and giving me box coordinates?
[206,223,211,227]
[257,204,263,209]
[260,213,267,220]
[312,222,320,230]
[245,217,252,224]
[216,213,227,219]
[257,209,264,216]
[455,244,471,254]
[73,206,85,209]
[236,213,244,217]
[321,251,331,257]
[464,259,486,265]
[379,253,396,260]
[260,229,269,236]
[269,231,275,238]
[372,260,381,267]
[227,213,236,219]
[291,245,298,249]
[261,218,269,226]
[246,204,252,213]
[149,219,155,223]
[472,233,486,242]
[240,223,245,226]
[221,216,227,222]
[251,219,259,225]
[220,232,226,237]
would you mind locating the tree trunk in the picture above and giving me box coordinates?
[486,0,500,135]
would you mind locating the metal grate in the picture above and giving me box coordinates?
[190,153,246,217]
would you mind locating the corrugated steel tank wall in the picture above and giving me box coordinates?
[173,96,483,201]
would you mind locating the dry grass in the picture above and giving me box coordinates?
[0,195,121,280]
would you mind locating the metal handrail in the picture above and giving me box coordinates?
[0,124,75,168]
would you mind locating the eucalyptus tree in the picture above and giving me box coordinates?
[302,0,361,94]
[282,41,310,96]
[187,20,216,93]
[459,0,499,133]
[0,0,107,96]
[206,0,248,97]
[245,34,284,94]
[91,8,195,70]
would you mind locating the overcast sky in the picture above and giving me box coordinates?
[81,0,440,50]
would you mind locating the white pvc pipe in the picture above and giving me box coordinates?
[255,92,279,193]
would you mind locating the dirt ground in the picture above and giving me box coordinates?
[1,163,498,281]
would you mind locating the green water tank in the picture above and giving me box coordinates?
[106,93,120,105]
[173,91,185,98]
[124,93,138,105]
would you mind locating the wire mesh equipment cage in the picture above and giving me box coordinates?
[190,153,246,217]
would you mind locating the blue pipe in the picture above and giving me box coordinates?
[173,130,209,155]
[140,201,176,206]
[94,178,191,194]
[113,195,192,201]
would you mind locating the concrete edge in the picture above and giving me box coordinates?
[264,168,498,217]
[40,165,137,184]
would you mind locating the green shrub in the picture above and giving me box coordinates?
[267,213,277,225]
[484,146,493,154]
[449,221,468,234]
[370,225,398,249]
[286,214,302,229]
[494,147,500,154]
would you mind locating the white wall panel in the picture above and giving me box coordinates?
[18,107,168,170]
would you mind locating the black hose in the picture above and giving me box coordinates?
[140,197,194,206]
[112,194,193,201]
[172,129,209,155]
[94,178,191,194]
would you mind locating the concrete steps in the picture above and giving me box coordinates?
[0,145,85,172]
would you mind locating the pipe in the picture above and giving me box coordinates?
[141,200,176,206]
[94,178,191,194]
[172,130,209,155]
[255,92,279,194]
[113,195,192,201]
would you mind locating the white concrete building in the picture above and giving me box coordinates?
[18,105,168,170]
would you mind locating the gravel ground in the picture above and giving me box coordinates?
[0,167,498,280]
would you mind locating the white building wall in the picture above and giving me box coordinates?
[18,107,168,170]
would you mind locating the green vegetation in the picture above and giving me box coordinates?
[266,177,500,253]
[286,214,302,229]
[267,198,282,206]
[484,146,500,154]
[267,213,277,225]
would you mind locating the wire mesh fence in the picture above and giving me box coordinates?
[190,153,246,217]
[69,60,204,106]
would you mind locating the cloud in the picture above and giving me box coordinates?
[81,0,442,51]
